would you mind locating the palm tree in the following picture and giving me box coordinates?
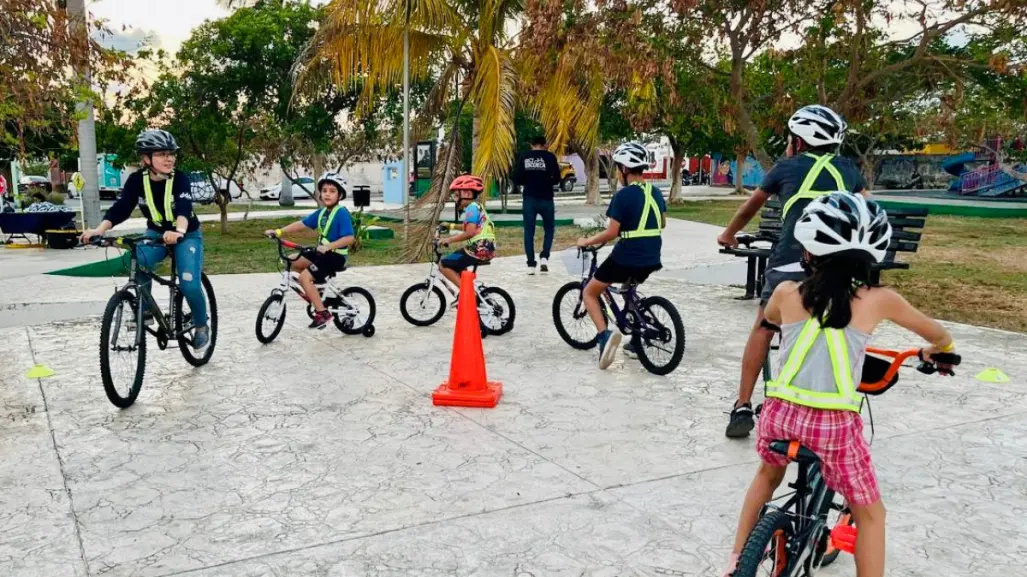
[294,0,522,184]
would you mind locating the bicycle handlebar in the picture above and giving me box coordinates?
[85,235,163,249]
[859,347,962,395]
[577,242,607,256]
[265,233,314,261]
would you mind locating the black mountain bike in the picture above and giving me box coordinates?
[91,235,218,408]
[552,245,685,375]
[732,348,961,576]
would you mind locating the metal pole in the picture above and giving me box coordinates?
[402,24,411,238]
[68,0,100,228]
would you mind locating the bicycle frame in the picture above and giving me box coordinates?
[579,247,647,335]
[423,238,491,306]
[115,240,192,347]
[268,236,362,323]
[761,453,837,577]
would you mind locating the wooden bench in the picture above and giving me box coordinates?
[720,198,928,299]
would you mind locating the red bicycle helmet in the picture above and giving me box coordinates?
[449,174,484,194]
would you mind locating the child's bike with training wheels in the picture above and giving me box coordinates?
[89,235,219,408]
[732,347,962,577]
[398,224,515,337]
[255,234,376,343]
[552,244,685,375]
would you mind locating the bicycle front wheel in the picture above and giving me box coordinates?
[176,272,218,367]
[479,286,515,335]
[255,293,287,344]
[399,284,447,326]
[552,281,600,349]
[99,289,146,408]
[733,510,795,577]
[635,295,685,376]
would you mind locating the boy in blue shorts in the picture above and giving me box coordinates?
[576,142,667,369]
[265,172,355,329]
[439,174,496,288]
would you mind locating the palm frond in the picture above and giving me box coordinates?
[470,45,517,181]
[293,1,461,109]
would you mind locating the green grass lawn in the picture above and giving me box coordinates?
[665,199,1027,333]
[200,217,587,275]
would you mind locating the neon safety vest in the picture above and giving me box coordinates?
[143,174,175,226]
[765,318,862,412]
[464,202,496,248]
[316,205,349,255]
[780,153,847,219]
[619,182,663,239]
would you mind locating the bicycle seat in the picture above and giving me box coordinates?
[471,261,490,272]
[769,440,820,464]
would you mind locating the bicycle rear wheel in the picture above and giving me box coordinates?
[99,289,146,408]
[479,286,515,335]
[176,272,218,366]
[333,287,376,335]
[255,293,287,344]
[552,281,600,349]
[635,296,685,375]
[733,510,794,577]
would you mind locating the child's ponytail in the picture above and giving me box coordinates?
[799,253,874,329]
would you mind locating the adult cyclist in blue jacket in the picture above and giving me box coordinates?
[81,129,210,352]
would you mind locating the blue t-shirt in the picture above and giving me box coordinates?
[462,202,485,229]
[302,205,355,244]
[608,183,666,267]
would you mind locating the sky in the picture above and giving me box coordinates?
[89,0,231,55]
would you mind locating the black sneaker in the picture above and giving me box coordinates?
[308,309,332,329]
[623,339,639,359]
[725,402,755,438]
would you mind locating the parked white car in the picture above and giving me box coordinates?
[186,172,245,203]
[259,176,316,200]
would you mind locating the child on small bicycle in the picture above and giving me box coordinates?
[723,193,956,577]
[575,141,667,369]
[438,174,496,288]
[264,172,355,329]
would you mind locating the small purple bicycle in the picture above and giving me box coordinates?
[552,244,685,375]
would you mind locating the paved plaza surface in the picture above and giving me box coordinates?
[1,218,1025,577]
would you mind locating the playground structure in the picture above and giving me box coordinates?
[942,137,1027,198]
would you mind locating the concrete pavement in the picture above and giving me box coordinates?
[0,221,1024,577]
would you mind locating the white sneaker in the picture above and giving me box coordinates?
[528,265,536,276]
[540,258,549,274]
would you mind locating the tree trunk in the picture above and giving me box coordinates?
[278,161,294,207]
[602,154,618,196]
[668,137,683,202]
[735,151,745,193]
[585,150,601,206]
[471,107,481,172]
[730,56,773,171]
[67,0,101,228]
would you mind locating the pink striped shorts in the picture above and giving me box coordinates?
[757,398,880,505]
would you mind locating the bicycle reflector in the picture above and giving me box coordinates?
[830,524,857,555]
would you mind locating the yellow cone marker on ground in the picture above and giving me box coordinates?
[975,368,1010,384]
[25,364,55,379]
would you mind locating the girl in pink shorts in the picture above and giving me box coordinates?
[723,193,955,577]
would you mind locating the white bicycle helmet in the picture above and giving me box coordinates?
[795,192,892,263]
[788,105,847,148]
[317,171,348,199]
[612,141,650,169]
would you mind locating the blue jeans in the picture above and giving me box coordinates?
[522,196,555,266]
[136,229,207,326]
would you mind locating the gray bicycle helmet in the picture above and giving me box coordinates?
[136,129,180,154]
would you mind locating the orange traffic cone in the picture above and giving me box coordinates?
[432,270,503,408]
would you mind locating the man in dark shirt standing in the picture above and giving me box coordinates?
[513,135,561,274]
